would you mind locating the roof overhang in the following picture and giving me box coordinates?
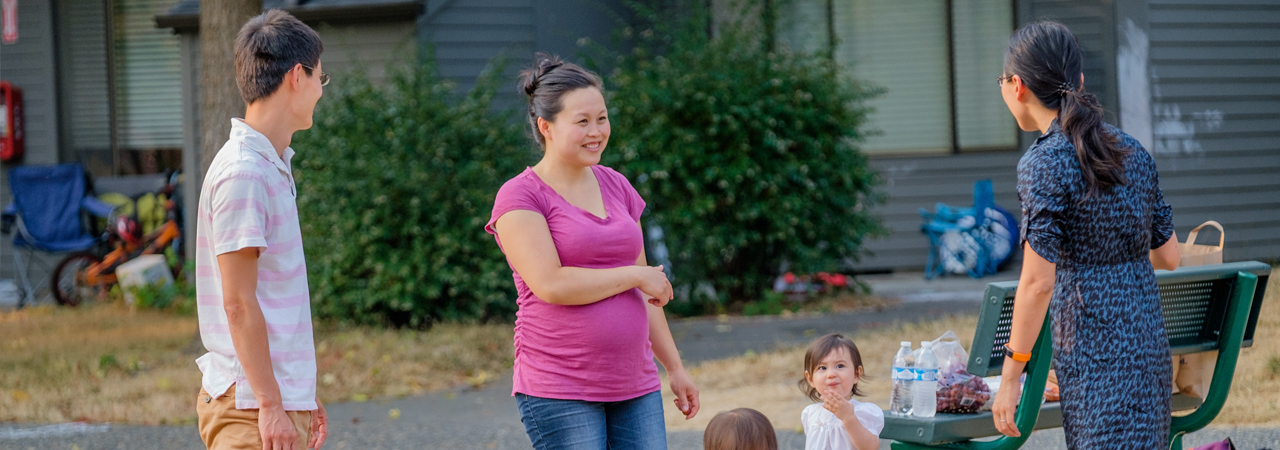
[156,0,424,33]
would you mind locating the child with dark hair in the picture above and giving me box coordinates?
[704,408,778,450]
[798,334,882,450]
[195,9,329,450]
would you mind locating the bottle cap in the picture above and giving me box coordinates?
[921,341,932,348]
[901,341,912,347]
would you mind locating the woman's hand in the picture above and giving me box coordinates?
[669,369,700,420]
[992,378,1022,437]
[636,265,673,307]
[822,389,856,422]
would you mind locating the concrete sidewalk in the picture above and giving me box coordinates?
[3,374,1277,450]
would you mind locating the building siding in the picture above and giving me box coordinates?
[1,0,63,290]
[422,0,536,111]
[315,21,418,87]
[421,0,624,111]
[1145,0,1280,264]
[0,0,60,165]
[856,152,1024,270]
[857,0,1280,272]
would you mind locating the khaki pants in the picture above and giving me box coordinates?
[197,386,311,450]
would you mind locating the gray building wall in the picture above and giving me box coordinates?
[0,0,64,290]
[1139,0,1280,263]
[856,0,1280,271]
[421,0,625,111]
[0,0,61,167]
[859,152,1023,270]
[856,0,1121,271]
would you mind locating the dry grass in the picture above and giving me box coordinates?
[0,305,201,424]
[1203,269,1280,425]
[4,268,1277,430]
[664,268,1280,432]
[0,305,513,425]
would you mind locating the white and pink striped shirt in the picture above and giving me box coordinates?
[195,119,317,411]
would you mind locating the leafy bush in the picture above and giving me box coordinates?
[598,3,884,315]
[293,57,533,327]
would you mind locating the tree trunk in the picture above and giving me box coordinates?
[199,0,262,177]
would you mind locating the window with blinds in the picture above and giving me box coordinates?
[57,0,184,176]
[114,0,184,151]
[952,0,1017,151]
[56,0,112,174]
[780,0,1017,155]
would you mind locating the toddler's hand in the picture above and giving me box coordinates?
[821,389,856,422]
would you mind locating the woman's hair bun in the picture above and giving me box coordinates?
[519,53,565,98]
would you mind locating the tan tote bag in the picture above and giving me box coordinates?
[1180,220,1225,267]
[1172,220,1226,399]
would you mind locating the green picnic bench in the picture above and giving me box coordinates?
[882,261,1271,450]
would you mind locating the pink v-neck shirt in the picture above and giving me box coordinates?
[485,165,661,401]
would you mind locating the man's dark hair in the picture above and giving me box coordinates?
[234,9,324,104]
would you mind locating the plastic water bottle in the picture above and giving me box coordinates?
[912,341,939,418]
[889,341,914,415]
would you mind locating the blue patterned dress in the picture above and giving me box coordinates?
[1017,120,1175,449]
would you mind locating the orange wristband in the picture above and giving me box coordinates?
[1004,343,1031,362]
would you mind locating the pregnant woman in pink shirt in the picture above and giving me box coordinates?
[485,54,701,450]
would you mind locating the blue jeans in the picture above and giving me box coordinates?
[516,390,667,450]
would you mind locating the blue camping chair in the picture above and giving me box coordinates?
[2,164,113,306]
[919,179,1018,280]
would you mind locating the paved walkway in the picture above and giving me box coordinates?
[7,270,1279,449]
[4,376,1278,450]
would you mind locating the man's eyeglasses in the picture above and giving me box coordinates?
[300,64,330,86]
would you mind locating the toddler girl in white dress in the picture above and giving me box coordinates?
[799,333,883,450]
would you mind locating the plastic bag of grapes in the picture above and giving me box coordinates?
[936,368,991,413]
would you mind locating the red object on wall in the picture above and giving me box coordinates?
[1,81,24,162]
[1,0,16,44]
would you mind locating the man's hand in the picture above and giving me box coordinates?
[309,396,328,449]
[259,405,298,450]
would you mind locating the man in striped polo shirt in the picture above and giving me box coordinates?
[195,10,329,450]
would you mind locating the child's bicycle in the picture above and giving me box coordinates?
[50,172,184,306]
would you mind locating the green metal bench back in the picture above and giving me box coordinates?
[967,261,1271,377]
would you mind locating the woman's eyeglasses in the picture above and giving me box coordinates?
[300,64,330,86]
[996,74,1014,87]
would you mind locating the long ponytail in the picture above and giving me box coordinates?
[1005,21,1128,198]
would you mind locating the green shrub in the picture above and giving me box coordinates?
[293,57,533,327]
[598,3,884,315]
[117,261,197,314]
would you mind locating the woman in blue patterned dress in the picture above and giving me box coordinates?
[989,21,1183,448]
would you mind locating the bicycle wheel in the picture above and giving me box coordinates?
[52,252,102,307]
